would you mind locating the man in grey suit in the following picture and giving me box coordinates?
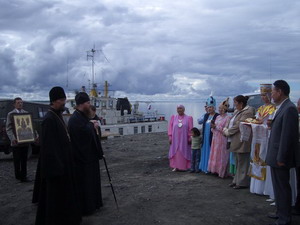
[266,80,299,225]
[6,97,30,182]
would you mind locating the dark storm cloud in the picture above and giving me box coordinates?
[0,0,299,99]
[0,48,18,86]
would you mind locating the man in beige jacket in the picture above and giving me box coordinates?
[6,97,30,182]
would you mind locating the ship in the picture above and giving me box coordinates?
[64,81,168,138]
[64,47,168,138]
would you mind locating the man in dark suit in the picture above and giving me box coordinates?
[293,98,300,215]
[266,80,299,225]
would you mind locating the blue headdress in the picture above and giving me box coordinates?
[206,95,216,108]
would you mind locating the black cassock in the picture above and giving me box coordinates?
[32,157,41,204]
[68,110,104,215]
[35,108,81,225]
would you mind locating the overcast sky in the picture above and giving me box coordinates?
[1,0,300,101]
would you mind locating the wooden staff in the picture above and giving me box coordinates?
[95,125,119,211]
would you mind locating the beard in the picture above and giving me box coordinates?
[58,104,66,112]
[82,106,92,118]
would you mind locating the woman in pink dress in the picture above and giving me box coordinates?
[168,105,193,171]
[208,98,230,178]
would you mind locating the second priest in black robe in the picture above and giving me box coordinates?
[68,92,104,216]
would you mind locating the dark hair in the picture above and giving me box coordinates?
[191,127,200,136]
[273,80,290,96]
[90,105,96,112]
[13,97,22,104]
[234,95,249,108]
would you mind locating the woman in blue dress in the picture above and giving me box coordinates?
[198,96,219,173]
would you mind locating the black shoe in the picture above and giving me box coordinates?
[228,183,236,187]
[267,212,278,219]
[233,185,248,189]
[189,170,195,173]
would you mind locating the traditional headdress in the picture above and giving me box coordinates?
[260,84,272,101]
[219,97,230,111]
[206,95,216,108]
[177,104,185,110]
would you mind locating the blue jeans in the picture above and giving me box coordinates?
[191,149,201,171]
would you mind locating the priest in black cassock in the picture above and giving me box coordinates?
[68,92,104,216]
[35,87,81,225]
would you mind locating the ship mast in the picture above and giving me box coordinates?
[104,80,111,98]
[87,47,98,97]
[86,46,113,98]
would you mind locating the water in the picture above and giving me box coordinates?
[138,100,209,129]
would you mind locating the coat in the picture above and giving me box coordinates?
[68,110,104,215]
[227,105,255,153]
[35,108,81,225]
[202,113,219,146]
[266,98,299,168]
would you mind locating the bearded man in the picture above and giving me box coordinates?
[68,92,104,216]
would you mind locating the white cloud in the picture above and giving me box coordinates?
[0,0,299,100]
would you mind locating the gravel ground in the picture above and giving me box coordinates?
[0,132,299,225]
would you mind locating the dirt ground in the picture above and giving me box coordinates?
[0,132,299,225]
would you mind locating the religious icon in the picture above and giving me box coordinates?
[11,113,35,144]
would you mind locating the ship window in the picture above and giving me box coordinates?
[94,100,100,108]
[38,107,47,118]
[109,100,113,108]
[134,126,138,134]
[119,128,123,135]
[105,129,110,132]
[141,126,145,133]
[102,101,107,108]
[148,125,152,133]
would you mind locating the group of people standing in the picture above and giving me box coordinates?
[6,87,105,225]
[168,80,300,225]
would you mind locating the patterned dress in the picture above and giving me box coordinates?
[208,114,230,178]
[250,104,275,195]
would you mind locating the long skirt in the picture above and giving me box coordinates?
[170,151,190,170]
[208,145,229,178]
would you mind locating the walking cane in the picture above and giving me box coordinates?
[95,127,119,210]
[103,156,119,211]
